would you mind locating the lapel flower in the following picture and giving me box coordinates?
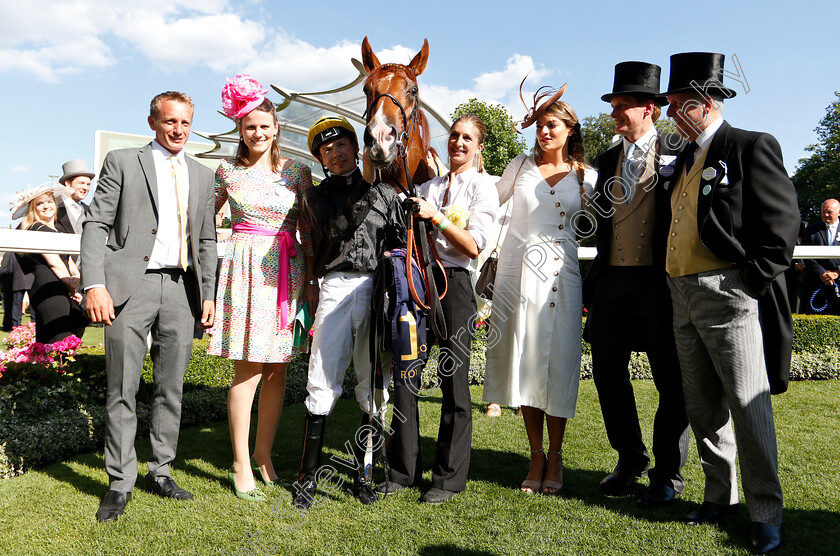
[221,75,269,119]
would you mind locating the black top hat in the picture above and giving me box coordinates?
[663,52,737,98]
[601,61,665,105]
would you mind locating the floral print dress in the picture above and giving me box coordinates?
[208,159,313,362]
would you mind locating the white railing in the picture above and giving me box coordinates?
[2,228,838,260]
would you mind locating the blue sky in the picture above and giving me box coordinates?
[1,0,837,227]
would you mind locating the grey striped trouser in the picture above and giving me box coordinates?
[668,266,783,525]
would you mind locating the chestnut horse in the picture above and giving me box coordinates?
[361,36,432,193]
[360,36,446,340]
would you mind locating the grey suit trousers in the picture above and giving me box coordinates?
[104,269,196,492]
[668,266,783,526]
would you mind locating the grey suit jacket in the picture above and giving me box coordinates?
[80,143,217,314]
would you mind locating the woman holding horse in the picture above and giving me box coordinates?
[385,114,499,503]
[208,75,316,501]
[483,87,596,495]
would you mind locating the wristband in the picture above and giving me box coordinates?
[306,279,319,287]
[437,217,451,232]
[430,211,444,227]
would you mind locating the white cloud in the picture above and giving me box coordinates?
[243,36,362,92]
[0,0,248,81]
[418,55,556,121]
[9,166,28,173]
[0,1,559,129]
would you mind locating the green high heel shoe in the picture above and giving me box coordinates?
[228,470,267,501]
[251,457,289,487]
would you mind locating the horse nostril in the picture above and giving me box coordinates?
[363,127,374,147]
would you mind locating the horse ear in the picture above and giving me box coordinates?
[408,38,429,76]
[361,36,380,73]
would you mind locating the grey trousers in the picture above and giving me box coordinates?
[104,269,196,492]
[668,266,783,526]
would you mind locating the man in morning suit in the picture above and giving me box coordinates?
[663,53,798,554]
[583,61,689,506]
[55,159,94,235]
[82,91,217,523]
[801,199,840,314]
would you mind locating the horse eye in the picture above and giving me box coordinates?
[410,87,418,96]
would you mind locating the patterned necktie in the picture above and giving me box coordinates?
[169,155,188,270]
[621,144,643,203]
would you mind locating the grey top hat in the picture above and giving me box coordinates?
[59,159,95,185]
[601,61,666,105]
[663,52,737,98]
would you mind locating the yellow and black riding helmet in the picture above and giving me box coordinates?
[307,116,358,158]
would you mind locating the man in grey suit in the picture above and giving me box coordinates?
[82,91,217,523]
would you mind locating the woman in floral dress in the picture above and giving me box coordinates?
[209,75,317,501]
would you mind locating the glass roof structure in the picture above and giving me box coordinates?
[196,58,452,182]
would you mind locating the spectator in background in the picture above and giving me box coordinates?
[801,199,840,314]
[1,252,34,331]
[55,159,94,236]
[10,184,88,343]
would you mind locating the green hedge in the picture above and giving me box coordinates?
[3,314,839,478]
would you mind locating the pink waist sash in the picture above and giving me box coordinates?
[233,222,298,327]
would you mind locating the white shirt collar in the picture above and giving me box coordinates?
[151,140,187,163]
[622,125,657,156]
[694,116,724,153]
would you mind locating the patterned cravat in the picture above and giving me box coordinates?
[621,143,644,203]
[169,155,188,270]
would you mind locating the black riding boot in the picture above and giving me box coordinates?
[354,413,380,505]
[292,412,326,509]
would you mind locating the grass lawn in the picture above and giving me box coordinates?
[0,381,838,555]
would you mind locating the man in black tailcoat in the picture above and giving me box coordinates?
[583,61,689,507]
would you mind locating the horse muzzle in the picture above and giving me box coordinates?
[364,121,398,166]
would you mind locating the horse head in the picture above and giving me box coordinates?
[361,36,431,190]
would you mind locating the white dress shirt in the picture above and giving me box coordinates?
[147,140,192,269]
[420,167,499,269]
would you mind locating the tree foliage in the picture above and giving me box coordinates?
[654,117,677,135]
[452,99,526,177]
[793,91,840,222]
[580,113,616,163]
[580,112,680,165]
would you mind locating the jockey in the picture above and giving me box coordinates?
[292,116,406,509]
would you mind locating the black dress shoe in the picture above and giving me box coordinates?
[375,481,413,494]
[681,501,738,525]
[292,475,318,510]
[748,522,781,554]
[599,462,650,495]
[96,490,131,522]
[355,479,379,505]
[420,487,458,504]
[637,483,677,506]
[144,473,194,500]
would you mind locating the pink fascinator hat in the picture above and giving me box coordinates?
[221,75,269,119]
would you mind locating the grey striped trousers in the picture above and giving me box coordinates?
[668,266,783,525]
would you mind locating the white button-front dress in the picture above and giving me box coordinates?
[483,154,596,418]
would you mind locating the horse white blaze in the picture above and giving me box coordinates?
[370,104,397,158]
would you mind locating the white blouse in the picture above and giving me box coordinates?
[420,167,500,269]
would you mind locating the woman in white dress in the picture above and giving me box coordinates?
[483,89,595,494]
